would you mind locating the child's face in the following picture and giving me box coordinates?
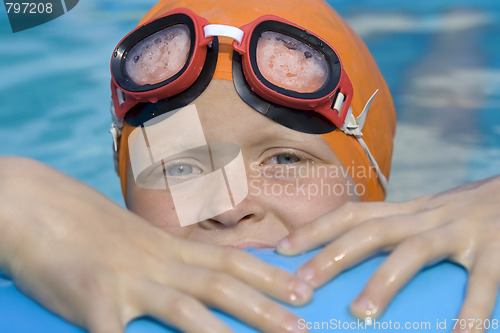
[126,79,357,248]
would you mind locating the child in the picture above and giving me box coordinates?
[0,0,498,332]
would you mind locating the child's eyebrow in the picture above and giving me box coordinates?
[151,136,207,161]
[250,127,322,147]
[247,129,336,161]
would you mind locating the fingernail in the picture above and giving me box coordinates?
[283,318,308,333]
[289,281,312,302]
[297,266,315,284]
[277,237,291,251]
[351,296,379,318]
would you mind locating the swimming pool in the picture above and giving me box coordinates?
[1,0,500,332]
[1,0,499,204]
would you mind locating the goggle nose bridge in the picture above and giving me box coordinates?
[203,24,244,44]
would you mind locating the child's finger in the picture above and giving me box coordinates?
[276,201,415,255]
[88,319,123,333]
[136,281,233,333]
[293,210,440,287]
[453,248,500,333]
[85,300,124,333]
[350,224,459,319]
[156,262,307,333]
[175,240,313,306]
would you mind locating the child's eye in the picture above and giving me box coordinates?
[265,153,301,165]
[134,160,205,189]
[166,163,202,177]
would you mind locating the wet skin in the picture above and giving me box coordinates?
[127,79,358,248]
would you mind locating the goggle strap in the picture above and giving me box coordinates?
[357,136,388,194]
[110,101,123,153]
[332,92,345,116]
[357,89,378,131]
[340,90,388,195]
[204,24,244,44]
[116,88,126,106]
[340,90,378,134]
[110,123,121,152]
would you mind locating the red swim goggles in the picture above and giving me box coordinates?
[110,8,353,134]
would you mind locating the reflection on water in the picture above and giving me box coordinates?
[346,6,500,201]
[400,10,488,139]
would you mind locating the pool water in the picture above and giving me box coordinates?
[1,0,500,204]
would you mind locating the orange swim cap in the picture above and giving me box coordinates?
[115,0,396,201]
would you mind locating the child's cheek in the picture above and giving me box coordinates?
[127,187,193,236]
[256,172,354,231]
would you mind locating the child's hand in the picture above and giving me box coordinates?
[0,157,311,333]
[277,176,500,333]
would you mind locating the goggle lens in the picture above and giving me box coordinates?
[256,31,329,93]
[125,24,191,86]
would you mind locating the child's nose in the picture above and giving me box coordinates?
[210,196,265,226]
